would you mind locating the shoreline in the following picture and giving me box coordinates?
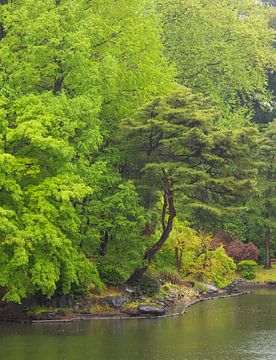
[1,281,275,324]
[0,290,250,324]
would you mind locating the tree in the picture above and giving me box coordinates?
[0,0,171,301]
[256,120,276,268]
[169,224,236,287]
[0,0,104,302]
[157,0,275,126]
[120,87,259,284]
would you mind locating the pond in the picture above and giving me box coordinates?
[0,289,275,360]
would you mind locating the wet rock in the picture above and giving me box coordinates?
[165,293,176,301]
[104,296,128,309]
[138,305,166,316]
[223,284,239,294]
[199,282,218,293]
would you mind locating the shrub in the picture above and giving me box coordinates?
[167,224,237,287]
[159,268,183,285]
[237,260,258,280]
[97,261,126,286]
[138,276,160,297]
[213,231,259,263]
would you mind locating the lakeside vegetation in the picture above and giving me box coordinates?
[0,0,275,305]
[255,265,276,282]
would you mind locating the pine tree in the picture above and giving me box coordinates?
[120,87,259,283]
[258,120,276,268]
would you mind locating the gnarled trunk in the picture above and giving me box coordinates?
[126,190,176,285]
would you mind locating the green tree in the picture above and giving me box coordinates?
[0,0,171,301]
[121,87,259,284]
[157,0,275,126]
[253,120,276,268]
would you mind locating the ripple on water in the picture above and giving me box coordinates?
[240,330,276,360]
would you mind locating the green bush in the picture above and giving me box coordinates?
[97,261,126,286]
[237,260,258,280]
[138,276,160,297]
[159,268,183,285]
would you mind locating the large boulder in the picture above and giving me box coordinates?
[138,305,166,316]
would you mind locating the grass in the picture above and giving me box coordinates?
[255,264,276,283]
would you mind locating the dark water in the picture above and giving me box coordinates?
[0,290,275,360]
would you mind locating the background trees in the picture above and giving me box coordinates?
[0,0,275,301]
[157,0,275,127]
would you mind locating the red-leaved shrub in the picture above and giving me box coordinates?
[212,231,259,264]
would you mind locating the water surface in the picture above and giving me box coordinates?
[0,289,275,360]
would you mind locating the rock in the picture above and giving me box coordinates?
[37,312,64,320]
[199,282,218,293]
[266,281,276,286]
[123,308,140,317]
[223,284,239,294]
[177,292,185,299]
[164,293,176,302]
[125,287,142,298]
[125,288,135,295]
[138,305,166,316]
[104,296,128,309]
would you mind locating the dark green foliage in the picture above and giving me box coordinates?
[121,87,259,283]
[138,276,160,297]
[97,259,126,286]
[122,87,259,226]
[237,260,258,280]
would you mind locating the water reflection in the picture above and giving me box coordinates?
[0,290,275,360]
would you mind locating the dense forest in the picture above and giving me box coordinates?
[0,0,275,303]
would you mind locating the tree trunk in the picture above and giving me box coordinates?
[175,247,181,272]
[126,190,176,285]
[264,225,271,269]
[99,230,109,256]
[145,223,151,238]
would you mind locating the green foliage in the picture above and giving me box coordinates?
[97,259,126,286]
[138,276,160,297]
[0,0,274,301]
[237,260,258,280]
[158,268,183,285]
[170,223,237,287]
[88,178,147,285]
[0,0,171,302]
[237,120,276,265]
[157,0,275,126]
[121,87,259,228]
